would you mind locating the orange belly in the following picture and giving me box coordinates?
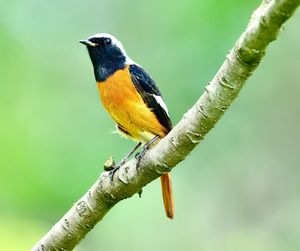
[97,66,167,143]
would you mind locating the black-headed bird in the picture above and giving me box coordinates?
[80,33,174,219]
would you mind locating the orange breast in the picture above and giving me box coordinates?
[97,66,166,143]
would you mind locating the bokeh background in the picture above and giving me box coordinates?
[1,0,300,250]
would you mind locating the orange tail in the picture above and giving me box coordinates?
[160,173,174,219]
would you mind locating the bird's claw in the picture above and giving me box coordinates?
[108,164,120,182]
[135,147,148,171]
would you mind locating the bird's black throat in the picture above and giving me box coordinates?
[86,45,126,82]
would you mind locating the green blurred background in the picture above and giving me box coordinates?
[1,0,300,250]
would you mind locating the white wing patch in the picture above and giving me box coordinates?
[153,94,170,117]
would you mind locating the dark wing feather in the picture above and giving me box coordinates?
[129,64,172,132]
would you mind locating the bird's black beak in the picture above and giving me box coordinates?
[79,40,97,47]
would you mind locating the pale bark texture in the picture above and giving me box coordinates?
[32,0,300,250]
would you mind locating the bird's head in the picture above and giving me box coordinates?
[80,33,133,81]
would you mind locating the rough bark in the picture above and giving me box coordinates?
[32,0,300,250]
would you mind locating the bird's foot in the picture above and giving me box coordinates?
[136,135,160,170]
[108,142,142,182]
[108,163,121,182]
[108,155,130,182]
[135,148,147,171]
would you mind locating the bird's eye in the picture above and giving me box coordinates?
[104,38,112,45]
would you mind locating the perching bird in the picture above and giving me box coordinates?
[80,33,174,219]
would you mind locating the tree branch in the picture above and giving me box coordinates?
[32,0,300,250]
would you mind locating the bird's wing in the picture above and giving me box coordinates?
[129,64,172,132]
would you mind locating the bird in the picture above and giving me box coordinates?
[80,33,174,219]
